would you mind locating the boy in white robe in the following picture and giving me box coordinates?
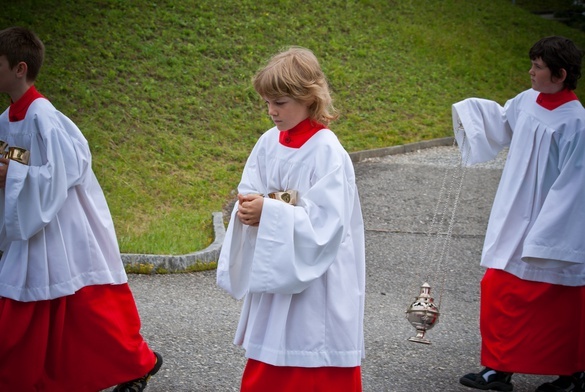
[0,26,162,391]
[217,47,366,391]
[454,36,585,392]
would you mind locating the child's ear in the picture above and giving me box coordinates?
[553,68,567,85]
[15,61,28,79]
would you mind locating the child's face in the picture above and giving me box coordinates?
[529,57,564,94]
[0,55,19,95]
[263,96,310,131]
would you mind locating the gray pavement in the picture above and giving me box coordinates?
[110,143,554,392]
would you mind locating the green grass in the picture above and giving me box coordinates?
[1,0,584,255]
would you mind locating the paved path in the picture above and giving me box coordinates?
[108,145,553,392]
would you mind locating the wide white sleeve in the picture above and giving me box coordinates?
[248,164,353,295]
[452,98,512,165]
[522,126,585,268]
[216,204,259,299]
[216,142,265,299]
[217,161,356,298]
[3,117,89,241]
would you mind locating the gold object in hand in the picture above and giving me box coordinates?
[268,190,298,206]
[7,146,30,165]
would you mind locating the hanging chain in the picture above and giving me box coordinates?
[416,122,470,309]
[436,125,470,309]
[418,139,456,284]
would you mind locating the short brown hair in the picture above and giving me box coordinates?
[529,36,583,90]
[0,27,45,82]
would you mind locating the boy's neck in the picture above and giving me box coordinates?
[9,81,35,103]
[9,85,44,122]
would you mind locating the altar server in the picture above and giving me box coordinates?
[0,26,162,391]
[454,36,585,392]
[217,46,366,392]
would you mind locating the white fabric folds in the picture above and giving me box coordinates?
[453,89,585,286]
[0,99,127,301]
[217,126,366,367]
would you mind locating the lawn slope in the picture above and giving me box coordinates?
[2,0,584,254]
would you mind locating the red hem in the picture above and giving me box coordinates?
[0,284,155,391]
[241,358,362,392]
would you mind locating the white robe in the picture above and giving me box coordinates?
[452,89,585,286]
[0,98,127,301]
[217,126,366,367]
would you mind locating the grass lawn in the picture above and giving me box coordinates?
[1,0,584,255]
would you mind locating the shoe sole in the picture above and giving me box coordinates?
[460,377,513,391]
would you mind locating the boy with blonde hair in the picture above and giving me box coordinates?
[217,47,366,391]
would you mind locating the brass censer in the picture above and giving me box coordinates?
[405,282,440,344]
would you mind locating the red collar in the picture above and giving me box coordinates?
[9,86,44,122]
[536,89,578,111]
[279,118,325,148]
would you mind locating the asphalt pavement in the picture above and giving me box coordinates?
[106,141,554,392]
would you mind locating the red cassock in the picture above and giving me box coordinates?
[480,269,585,375]
[0,283,155,391]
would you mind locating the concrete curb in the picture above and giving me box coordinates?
[121,211,225,272]
[121,137,455,271]
[348,136,454,163]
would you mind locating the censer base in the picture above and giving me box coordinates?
[407,335,432,345]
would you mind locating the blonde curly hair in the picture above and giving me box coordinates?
[253,46,338,126]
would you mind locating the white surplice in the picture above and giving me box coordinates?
[452,88,585,286]
[217,126,366,367]
[0,98,127,301]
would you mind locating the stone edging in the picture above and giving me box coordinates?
[348,136,454,163]
[121,211,225,272]
[121,137,455,271]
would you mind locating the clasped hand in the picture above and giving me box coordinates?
[237,193,263,226]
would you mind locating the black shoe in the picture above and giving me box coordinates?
[536,372,585,392]
[113,351,163,392]
[460,367,514,391]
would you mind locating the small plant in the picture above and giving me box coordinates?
[125,262,156,275]
[185,261,218,273]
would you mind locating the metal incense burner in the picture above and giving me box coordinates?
[405,282,440,345]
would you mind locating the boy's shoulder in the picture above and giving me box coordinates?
[28,96,55,112]
[512,88,538,103]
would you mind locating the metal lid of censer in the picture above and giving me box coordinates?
[405,282,440,345]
